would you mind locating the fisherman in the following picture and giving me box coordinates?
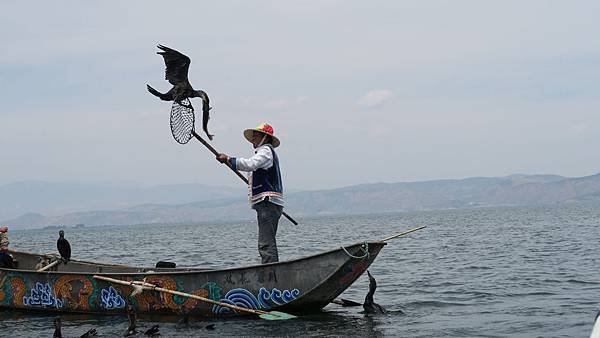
[0,226,16,269]
[216,123,284,264]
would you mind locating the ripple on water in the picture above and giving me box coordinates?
[5,205,600,337]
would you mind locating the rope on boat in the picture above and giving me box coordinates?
[341,242,369,259]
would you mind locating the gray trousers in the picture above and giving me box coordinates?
[254,200,283,264]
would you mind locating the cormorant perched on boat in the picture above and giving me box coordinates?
[147,44,213,140]
[57,230,71,263]
[363,270,385,314]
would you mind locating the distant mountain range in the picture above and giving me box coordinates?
[0,180,244,222]
[3,173,600,229]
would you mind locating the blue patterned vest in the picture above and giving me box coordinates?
[250,145,284,207]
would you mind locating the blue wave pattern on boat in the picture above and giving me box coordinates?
[100,286,125,309]
[257,287,300,308]
[212,287,300,314]
[23,282,64,308]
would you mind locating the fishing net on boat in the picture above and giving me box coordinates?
[170,99,195,144]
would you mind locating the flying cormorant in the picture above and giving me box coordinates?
[147,44,213,140]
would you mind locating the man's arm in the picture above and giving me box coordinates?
[216,146,273,172]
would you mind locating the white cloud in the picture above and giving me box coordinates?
[358,89,393,107]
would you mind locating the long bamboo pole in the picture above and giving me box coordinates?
[380,225,427,242]
[93,275,296,320]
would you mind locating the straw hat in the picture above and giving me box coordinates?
[243,123,280,148]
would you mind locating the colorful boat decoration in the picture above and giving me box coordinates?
[0,241,386,317]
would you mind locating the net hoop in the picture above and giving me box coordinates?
[170,99,195,144]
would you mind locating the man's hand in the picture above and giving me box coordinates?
[216,153,229,164]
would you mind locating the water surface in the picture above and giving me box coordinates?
[2,205,599,337]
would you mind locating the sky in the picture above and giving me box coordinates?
[1,0,599,190]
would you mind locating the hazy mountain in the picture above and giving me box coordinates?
[286,174,592,215]
[3,173,600,229]
[0,181,245,220]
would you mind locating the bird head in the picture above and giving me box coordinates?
[59,230,65,238]
[367,270,377,290]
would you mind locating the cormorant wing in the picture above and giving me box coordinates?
[57,238,71,260]
[157,44,191,86]
[64,240,71,260]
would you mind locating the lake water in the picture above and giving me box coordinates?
[1,204,599,337]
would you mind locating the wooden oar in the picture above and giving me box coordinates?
[191,130,298,226]
[37,259,61,272]
[93,275,297,320]
[380,225,427,242]
[331,298,362,307]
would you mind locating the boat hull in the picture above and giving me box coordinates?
[0,242,385,317]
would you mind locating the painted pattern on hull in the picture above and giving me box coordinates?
[55,275,95,311]
[213,287,301,314]
[100,286,126,309]
[23,282,63,308]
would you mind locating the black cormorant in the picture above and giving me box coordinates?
[363,270,385,314]
[147,44,213,140]
[53,316,98,337]
[80,328,98,337]
[53,317,62,338]
[144,325,160,336]
[57,230,71,263]
[124,305,139,337]
[177,308,190,326]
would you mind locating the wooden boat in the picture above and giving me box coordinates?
[0,241,386,317]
